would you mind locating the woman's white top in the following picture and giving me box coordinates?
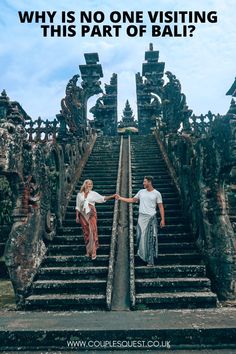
[76,191,106,214]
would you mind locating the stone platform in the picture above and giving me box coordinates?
[0,308,236,351]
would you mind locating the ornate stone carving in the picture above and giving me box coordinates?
[118,100,138,131]
[60,53,103,136]
[136,43,165,134]
[90,73,118,136]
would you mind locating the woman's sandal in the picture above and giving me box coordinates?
[92,254,97,260]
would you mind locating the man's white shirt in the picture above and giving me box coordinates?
[134,189,163,216]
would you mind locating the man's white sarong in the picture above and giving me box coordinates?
[136,213,158,265]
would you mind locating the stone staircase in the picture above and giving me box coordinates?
[25,136,120,310]
[131,135,218,309]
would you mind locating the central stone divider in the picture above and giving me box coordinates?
[128,135,136,309]
[110,136,130,310]
[106,135,123,310]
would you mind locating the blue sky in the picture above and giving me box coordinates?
[0,0,235,121]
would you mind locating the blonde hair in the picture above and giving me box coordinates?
[80,179,93,193]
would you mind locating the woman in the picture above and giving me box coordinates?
[75,179,116,260]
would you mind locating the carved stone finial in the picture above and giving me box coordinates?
[0,89,9,102]
[8,104,25,125]
[227,98,236,115]
[226,77,236,97]
[118,100,137,129]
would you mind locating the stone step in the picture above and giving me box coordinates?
[131,164,167,169]
[132,176,171,182]
[81,166,118,171]
[132,174,172,180]
[7,308,235,351]
[132,171,170,176]
[25,293,107,310]
[135,264,206,277]
[131,143,160,147]
[132,181,173,187]
[134,253,202,265]
[133,216,187,224]
[83,166,118,172]
[79,175,117,181]
[134,242,196,252]
[131,144,160,148]
[62,218,113,227]
[38,266,108,280]
[132,157,163,161]
[135,277,211,293]
[53,233,192,244]
[135,291,217,309]
[132,167,168,172]
[131,161,167,166]
[133,172,169,177]
[85,158,119,163]
[51,235,111,244]
[42,255,109,267]
[48,244,110,256]
[88,149,119,152]
[32,279,107,295]
[132,164,166,167]
[78,175,117,180]
[154,232,194,242]
[57,226,112,235]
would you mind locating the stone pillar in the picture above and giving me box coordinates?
[136,43,165,135]
[90,73,118,136]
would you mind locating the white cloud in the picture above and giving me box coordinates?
[0,0,235,121]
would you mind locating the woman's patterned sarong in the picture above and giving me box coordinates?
[78,204,99,256]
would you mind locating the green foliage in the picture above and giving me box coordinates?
[0,176,13,225]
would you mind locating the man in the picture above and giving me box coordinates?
[116,176,165,266]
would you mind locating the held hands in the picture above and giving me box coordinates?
[115,194,120,200]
